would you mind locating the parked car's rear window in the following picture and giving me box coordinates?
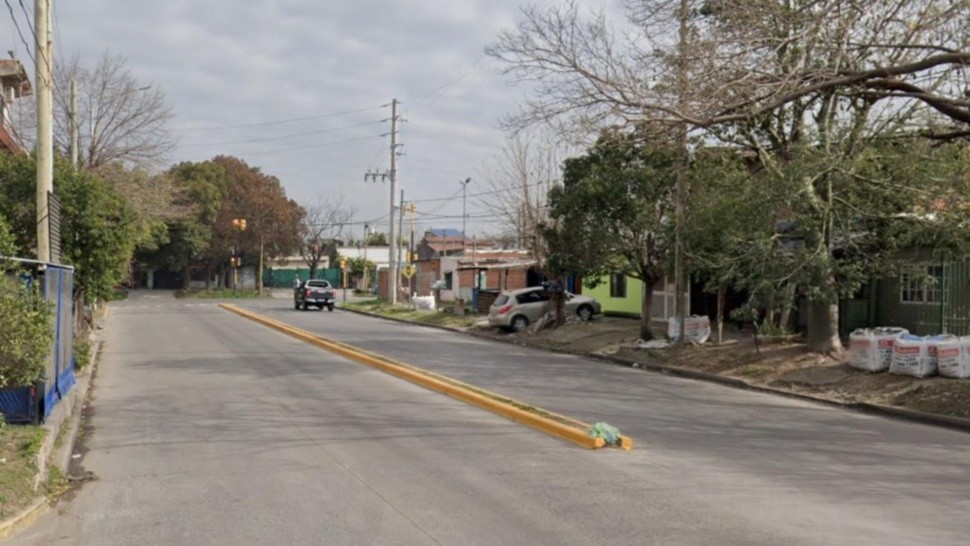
[494,295,509,306]
[516,290,548,304]
[306,280,331,288]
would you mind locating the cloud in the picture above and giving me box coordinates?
[40,0,567,236]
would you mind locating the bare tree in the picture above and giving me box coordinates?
[300,195,356,278]
[475,131,571,263]
[13,52,175,168]
[488,1,969,135]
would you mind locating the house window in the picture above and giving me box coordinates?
[610,273,627,298]
[900,266,944,304]
[443,272,453,290]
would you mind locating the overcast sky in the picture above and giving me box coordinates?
[1,0,575,240]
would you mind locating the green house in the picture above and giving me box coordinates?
[584,273,688,324]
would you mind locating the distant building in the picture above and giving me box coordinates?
[416,228,494,260]
[0,59,31,154]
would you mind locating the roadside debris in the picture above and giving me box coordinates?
[587,422,622,446]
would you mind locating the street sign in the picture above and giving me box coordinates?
[402,265,416,278]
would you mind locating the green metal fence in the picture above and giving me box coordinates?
[263,267,342,288]
[942,260,970,336]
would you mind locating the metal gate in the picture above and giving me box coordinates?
[941,260,970,336]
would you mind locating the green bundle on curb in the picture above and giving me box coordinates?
[587,422,621,445]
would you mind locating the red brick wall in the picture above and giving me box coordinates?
[415,260,439,295]
[377,269,389,299]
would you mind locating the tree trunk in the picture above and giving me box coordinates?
[204,264,212,290]
[554,282,566,327]
[640,279,654,341]
[257,238,264,296]
[807,299,843,354]
[778,284,795,333]
[716,284,725,345]
[182,265,190,290]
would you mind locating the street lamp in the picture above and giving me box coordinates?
[231,218,247,293]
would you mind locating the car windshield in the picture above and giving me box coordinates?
[306,280,330,288]
[493,295,509,306]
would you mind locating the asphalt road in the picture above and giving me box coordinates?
[9,292,970,545]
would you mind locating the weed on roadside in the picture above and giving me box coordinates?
[74,338,92,371]
[0,424,46,518]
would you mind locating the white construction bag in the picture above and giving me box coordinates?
[848,327,908,372]
[667,315,711,344]
[890,335,933,378]
[937,336,970,379]
[926,334,957,376]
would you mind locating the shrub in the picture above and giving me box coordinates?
[0,276,54,388]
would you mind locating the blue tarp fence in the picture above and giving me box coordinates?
[0,260,75,423]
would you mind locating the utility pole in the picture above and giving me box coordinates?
[673,0,690,344]
[408,203,416,302]
[70,79,78,167]
[397,189,405,299]
[364,98,402,303]
[460,177,471,253]
[35,0,53,262]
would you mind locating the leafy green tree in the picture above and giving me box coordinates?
[366,231,388,246]
[346,256,375,279]
[682,149,765,341]
[152,160,231,288]
[210,156,304,290]
[58,164,138,305]
[547,132,678,340]
[0,153,40,255]
[0,213,15,257]
[0,155,137,307]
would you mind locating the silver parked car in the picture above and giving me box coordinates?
[488,286,601,331]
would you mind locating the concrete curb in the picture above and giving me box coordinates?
[0,498,50,541]
[337,306,970,434]
[223,304,633,450]
[0,329,102,540]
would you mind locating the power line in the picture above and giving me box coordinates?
[245,134,385,156]
[48,0,64,67]
[410,180,551,204]
[4,0,35,67]
[180,119,385,147]
[172,105,386,132]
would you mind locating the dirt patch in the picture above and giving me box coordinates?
[892,383,970,418]
[473,316,970,422]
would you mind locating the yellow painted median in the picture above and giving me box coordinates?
[219,304,633,451]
